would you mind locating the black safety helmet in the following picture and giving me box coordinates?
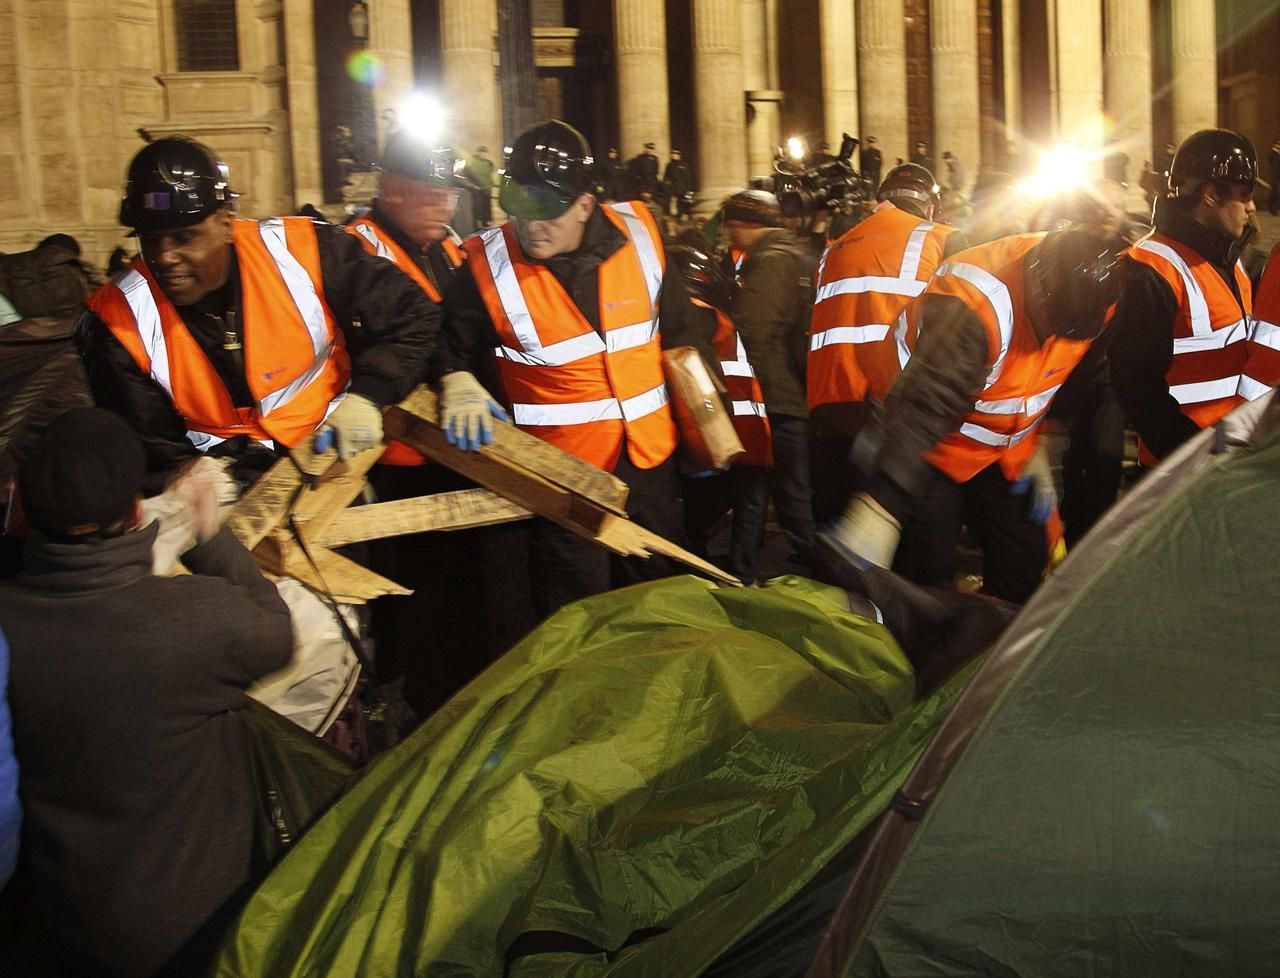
[499,120,597,221]
[878,163,940,212]
[1025,225,1130,341]
[119,137,237,232]
[1167,129,1257,199]
[378,130,459,186]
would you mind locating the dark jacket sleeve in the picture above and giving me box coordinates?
[864,295,990,518]
[1107,263,1200,461]
[658,264,718,364]
[76,308,200,481]
[732,238,810,417]
[179,526,293,682]
[431,259,503,389]
[314,222,438,407]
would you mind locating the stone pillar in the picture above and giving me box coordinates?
[1170,0,1217,140]
[819,0,859,151]
[613,0,671,159]
[742,0,782,177]
[1104,0,1152,190]
[930,0,980,189]
[1001,0,1020,168]
[1055,0,1104,146]
[857,0,909,168]
[692,0,748,207]
[370,0,414,147]
[441,0,499,158]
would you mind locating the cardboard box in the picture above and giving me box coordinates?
[662,346,745,470]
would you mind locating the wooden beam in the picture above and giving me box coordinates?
[317,490,531,547]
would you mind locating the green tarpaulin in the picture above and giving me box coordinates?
[216,575,976,977]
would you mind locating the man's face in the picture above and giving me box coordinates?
[139,210,233,306]
[1199,182,1257,239]
[381,172,460,248]
[516,194,593,260]
[724,219,766,252]
[671,151,681,161]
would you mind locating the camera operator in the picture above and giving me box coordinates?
[774,134,869,250]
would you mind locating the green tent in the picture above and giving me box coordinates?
[214,576,985,977]
[811,393,1280,977]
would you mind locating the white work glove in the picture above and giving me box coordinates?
[821,493,902,570]
[1011,442,1056,525]
[439,371,510,452]
[322,393,384,460]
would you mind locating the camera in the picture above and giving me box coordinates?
[773,133,866,218]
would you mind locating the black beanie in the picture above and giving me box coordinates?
[20,408,146,539]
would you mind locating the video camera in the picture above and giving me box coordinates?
[773,133,866,218]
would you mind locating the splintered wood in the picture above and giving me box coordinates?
[227,383,741,602]
[385,386,741,587]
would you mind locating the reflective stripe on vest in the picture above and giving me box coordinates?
[922,233,1091,482]
[808,211,954,409]
[1130,235,1251,423]
[466,202,676,469]
[1241,243,1280,401]
[90,218,347,450]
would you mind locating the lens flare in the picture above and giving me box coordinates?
[400,91,446,145]
[346,49,386,86]
[787,136,807,161]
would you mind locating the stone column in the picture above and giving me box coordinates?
[1170,0,1217,140]
[283,0,325,205]
[441,0,499,158]
[692,0,748,207]
[742,0,782,177]
[857,0,909,168]
[1055,0,1104,146]
[819,0,859,151]
[1001,0,1020,168]
[370,0,414,146]
[1104,0,1152,191]
[613,0,671,159]
[930,0,980,189]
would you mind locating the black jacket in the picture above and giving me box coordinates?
[362,202,464,297]
[433,206,714,400]
[663,160,693,196]
[77,220,439,483]
[1,524,292,977]
[1108,203,1253,462]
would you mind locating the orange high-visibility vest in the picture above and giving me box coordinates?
[1127,232,1252,458]
[465,202,678,471]
[346,215,463,464]
[923,233,1093,483]
[86,217,349,451]
[709,307,772,467]
[808,206,958,409]
[1240,241,1280,401]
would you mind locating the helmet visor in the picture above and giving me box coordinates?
[499,175,576,221]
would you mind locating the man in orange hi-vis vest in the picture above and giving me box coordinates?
[820,226,1129,604]
[1109,129,1258,464]
[78,137,438,492]
[433,120,714,617]
[808,163,966,522]
[1240,241,1280,398]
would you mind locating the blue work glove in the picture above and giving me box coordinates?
[439,371,510,452]
[1011,443,1057,525]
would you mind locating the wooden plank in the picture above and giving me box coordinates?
[316,490,531,547]
[253,530,411,604]
[594,515,743,586]
[391,386,629,514]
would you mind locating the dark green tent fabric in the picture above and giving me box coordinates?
[841,404,1280,976]
[215,576,976,978]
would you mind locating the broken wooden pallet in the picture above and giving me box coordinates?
[384,386,741,587]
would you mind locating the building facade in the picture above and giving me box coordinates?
[0,0,1275,265]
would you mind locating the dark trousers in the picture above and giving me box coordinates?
[1059,386,1125,547]
[894,462,1048,605]
[528,451,686,619]
[473,188,493,226]
[683,415,815,584]
[810,434,858,524]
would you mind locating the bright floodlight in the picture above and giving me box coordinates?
[1020,143,1089,197]
[400,92,446,146]
[787,136,807,161]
